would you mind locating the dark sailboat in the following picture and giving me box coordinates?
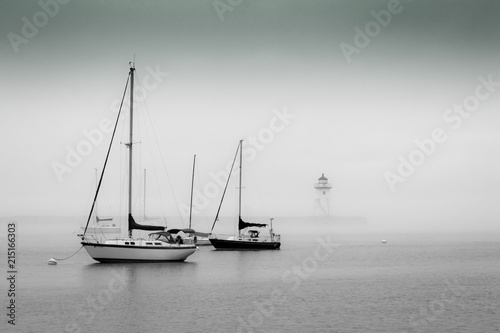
[209,140,281,250]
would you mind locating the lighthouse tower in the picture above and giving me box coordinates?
[314,174,332,216]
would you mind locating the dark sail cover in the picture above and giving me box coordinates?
[238,217,267,230]
[128,214,165,231]
[167,228,195,234]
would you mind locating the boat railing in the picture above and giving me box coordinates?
[80,235,196,247]
[79,234,101,244]
[156,238,196,246]
[256,235,278,242]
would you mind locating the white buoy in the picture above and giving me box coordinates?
[381,239,387,244]
[48,258,57,265]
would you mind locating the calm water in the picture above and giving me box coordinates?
[1,217,499,333]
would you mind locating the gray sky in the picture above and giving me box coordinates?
[1,0,499,232]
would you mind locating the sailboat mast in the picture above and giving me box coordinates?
[94,168,99,223]
[238,140,243,236]
[189,154,196,229]
[143,169,146,220]
[128,66,135,238]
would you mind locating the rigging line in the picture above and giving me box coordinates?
[210,142,240,233]
[94,181,111,242]
[119,123,123,228]
[192,156,206,229]
[132,101,143,216]
[94,169,112,228]
[97,229,109,241]
[141,108,165,221]
[53,245,84,261]
[143,150,164,221]
[188,154,196,229]
[136,74,184,226]
[147,114,171,223]
[131,140,142,215]
[134,74,168,222]
[83,172,95,222]
[192,157,212,232]
[83,71,130,235]
[194,158,206,226]
[96,218,110,241]
[119,83,132,228]
[119,101,129,228]
[134,110,148,218]
[248,162,269,218]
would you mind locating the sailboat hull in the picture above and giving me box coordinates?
[81,242,197,262]
[209,238,280,250]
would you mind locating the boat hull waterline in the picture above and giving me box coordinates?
[82,242,197,262]
[209,238,280,250]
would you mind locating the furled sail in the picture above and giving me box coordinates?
[238,217,267,230]
[128,214,165,231]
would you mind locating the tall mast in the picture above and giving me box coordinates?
[128,65,135,238]
[189,154,196,229]
[143,169,146,220]
[94,168,98,223]
[238,139,243,235]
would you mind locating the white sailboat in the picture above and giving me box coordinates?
[79,64,197,263]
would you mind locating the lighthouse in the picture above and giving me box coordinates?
[314,174,332,216]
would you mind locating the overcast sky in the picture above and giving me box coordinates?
[1,0,499,232]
